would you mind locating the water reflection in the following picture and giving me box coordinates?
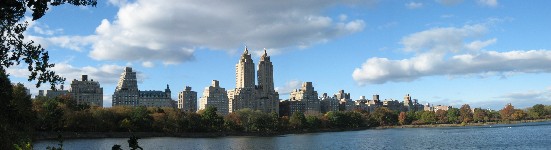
[34,121,551,150]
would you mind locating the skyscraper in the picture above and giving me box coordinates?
[256,49,279,113]
[228,47,279,114]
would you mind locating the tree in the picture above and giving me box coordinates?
[528,104,547,119]
[371,107,398,126]
[2,0,97,89]
[500,103,515,121]
[398,112,407,125]
[459,104,473,123]
[447,108,460,124]
[289,111,307,130]
[201,106,223,132]
[306,115,321,129]
[0,70,33,149]
[511,109,527,121]
[420,111,436,124]
[473,108,488,123]
[435,110,448,124]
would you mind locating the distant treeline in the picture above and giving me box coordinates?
[29,95,551,134]
[2,83,551,149]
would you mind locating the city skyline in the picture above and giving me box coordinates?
[5,0,551,110]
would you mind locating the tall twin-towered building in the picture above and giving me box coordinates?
[227,47,279,114]
[112,67,175,107]
[111,47,280,114]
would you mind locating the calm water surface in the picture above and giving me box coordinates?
[34,121,551,149]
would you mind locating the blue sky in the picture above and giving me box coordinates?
[7,0,551,109]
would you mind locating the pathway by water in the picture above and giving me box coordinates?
[34,121,551,149]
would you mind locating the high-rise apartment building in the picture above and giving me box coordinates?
[112,67,174,107]
[70,75,103,107]
[289,82,320,115]
[199,80,229,115]
[178,86,197,112]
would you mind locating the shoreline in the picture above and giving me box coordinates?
[34,119,551,141]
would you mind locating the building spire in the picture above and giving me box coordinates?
[244,46,249,55]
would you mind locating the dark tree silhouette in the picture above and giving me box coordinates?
[1,0,97,88]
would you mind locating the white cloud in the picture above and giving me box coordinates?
[7,62,127,85]
[352,23,551,85]
[86,0,367,64]
[275,80,303,95]
[141,61,155,68]
[108,0,128,6]
[465,38,496,50]
[405,2,423,9]
[401,24,487,53]
[477,0,498,7]
[435,0,463,5]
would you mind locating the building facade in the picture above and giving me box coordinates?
[38,84,69,99]
[178,86,197,112]
[138,85,173,108]
[320,93,339,114]
[69,75,103,107]
[289,82,320,115]
[112,67,174,107]
[335,90,354,111]
[228,48,279,114]
[199,80,229,115]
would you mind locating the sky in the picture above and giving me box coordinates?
[6,0,551,110]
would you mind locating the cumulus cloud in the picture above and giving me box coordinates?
[86,0,367,64]
[477,0,498,7]
[405,2,423,9]
[275,80,303,95]
[352,23,551,85]
[401,24,487,53]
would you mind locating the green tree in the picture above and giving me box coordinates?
[528,104,547,119]
[447,108,460,124]
[130,106,152,131]
[201,106,223,132]
[306,115,321,129]
[371,107,398,126]
[289,111,307,130]
[420,111,436,124]
[473,108,488,123]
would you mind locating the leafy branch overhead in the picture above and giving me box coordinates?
[0,0,97,88]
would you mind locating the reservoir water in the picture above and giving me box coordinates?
[34,121,551,149]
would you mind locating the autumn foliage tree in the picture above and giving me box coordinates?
[398,112,407,125]
[459,104,473,123]
[500,103,515,121]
